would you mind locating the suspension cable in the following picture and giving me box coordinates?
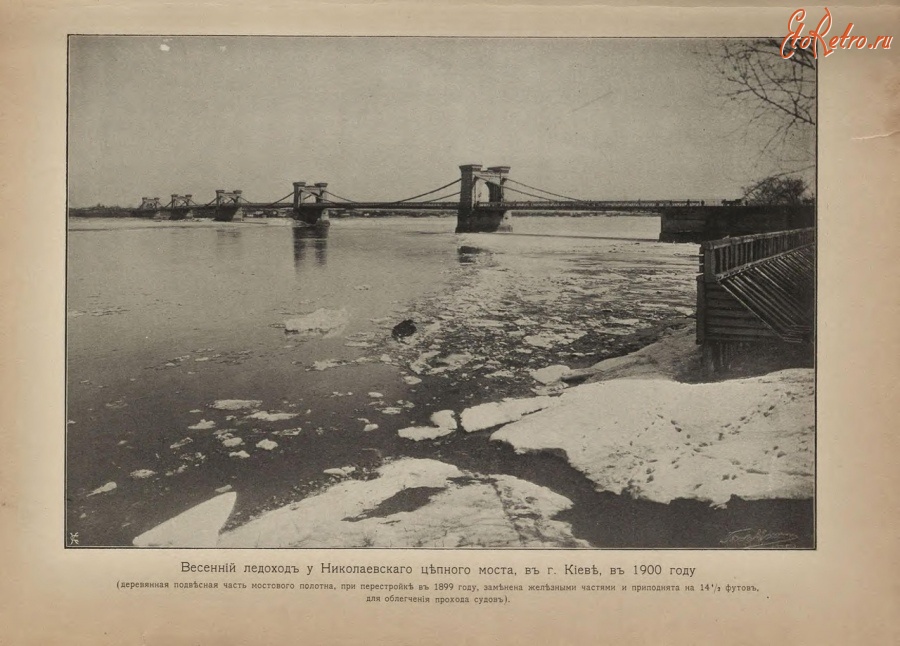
[502,185,557,202]
[382,178,461,204]
[505,178,589,203]
[251,191,295,210]
[323,190,359,203]
[415,190,461,204]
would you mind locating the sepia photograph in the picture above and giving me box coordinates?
[66,35,816,549]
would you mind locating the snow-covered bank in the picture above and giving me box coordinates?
[217,458,587,548]
[492,368,814,506]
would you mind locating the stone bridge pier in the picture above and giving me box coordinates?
[456,164,511,233]
[214,189,244,222]
[164,194,195,221]
[293,181,331,227]
[134,196,162,219]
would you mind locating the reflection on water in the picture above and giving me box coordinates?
[214,228,245,261]
[457,245,487,265]
[292,225,329,268]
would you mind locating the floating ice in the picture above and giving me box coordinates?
[210,399,262,411]
[247,411,297,422]
[87,481,117,497]
[492,370,815,506]
[398,425,455,441]
[530,365,572,385]
[311,359,345,371]
[430,410,457,430]
[188,419,216,430]
[324,466,356,477]
[217,459,586,548]
[256,439,278,451]
[284,308,350,337]
[132,492,236,548]
[130,469,156,479]
[460,396,555,433]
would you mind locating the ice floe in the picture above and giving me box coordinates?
[218,458,586,548]
[430,410,457,430]
[460,396,555,433]
[284,308,350,337]
[311,359,346,371]
[247,411,297,422]
[87,482,117,497]
[188,419,216,430]
[491,370,815,506]
[530,365,572,385]
[398,425,455,441]
[323,466,356,477]
[210,399,262,411]
[133,492,237,547]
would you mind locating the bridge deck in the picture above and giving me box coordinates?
[295,200,693,211]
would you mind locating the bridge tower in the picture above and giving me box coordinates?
[138,197,161,210]
[215,189,243,206]
[292,182,329,208]
[214,189,244,222]
[170,194,193,208]
[165,194,195,221]
[456,164,512,233]
[292,181,331,227]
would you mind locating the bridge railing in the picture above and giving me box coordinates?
[481,200,697,209]
[700,228,816,281]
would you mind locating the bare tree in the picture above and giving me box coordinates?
[742,175,811,205]
[712,38,816,162]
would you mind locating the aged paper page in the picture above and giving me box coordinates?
[1,1,898,643]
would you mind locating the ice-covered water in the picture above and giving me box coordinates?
[67,214,701,546]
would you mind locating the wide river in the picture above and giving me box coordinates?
[67,215,722,547]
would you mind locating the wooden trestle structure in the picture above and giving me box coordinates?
[697,228,816,373]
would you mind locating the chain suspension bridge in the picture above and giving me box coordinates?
[133,164,725,234]
[129,162,815,366]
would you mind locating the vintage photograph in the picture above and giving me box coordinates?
[66,36,816,549]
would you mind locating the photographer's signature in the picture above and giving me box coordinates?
[720,528,799,548]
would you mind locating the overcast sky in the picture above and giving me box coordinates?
[68,37,815,208]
